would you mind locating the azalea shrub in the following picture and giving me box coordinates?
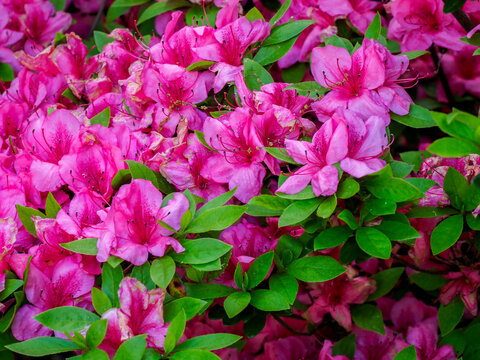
[0,0,480,359]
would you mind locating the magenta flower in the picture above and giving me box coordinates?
[317,0,380,33]
[340,112,388,178]
[96,179,188,266]
[99,277,168,357]
[440,268,480,316]
[276,116,348,197]
[0,3,22,72]
[388,0,465,52]
[194,15,270,91]
[306,267,376,330]
[11,256,95,341]
[203,108,266,203]
[142,63,213,136]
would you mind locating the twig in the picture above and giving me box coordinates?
[391,253,450,275]
[453,9,475,33]
[88,0,108,38]
[273,315,314,336]
[429,45,455,107]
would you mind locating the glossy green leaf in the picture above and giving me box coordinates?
[250,289,290,311]
[171,238,232,265]
[430,215,463,255]
[91,287,112,315]
[439,298,465,336]
[150,256,175,289]
[269,273,298,304]
[112,335,147,360]
[164,309,186,354]
[428,137,480,157]
[443,167,469,209]
[351,304,385,335]
[246,195,292,216]
[279,198,321,227]
[393,345,417,360]
[286,256,346,282]
[246,251,274,290]
[314,226,352,250]
[34,306,99,332]
[174,333,242,352]
[186,206,246,233]
[6,337,81,357]
[243,58,274,91]
[355,227,392,259]
[164,298,207,322]
[16,205,45,237]
[263,20,316,46]
[368,267,404,301]
[60,238,98,255]
[90,107,110,127]
[254,36,297,65]
[86,319,108,349]
[365,12,381,40]
[45,192,62,218]
[137,0,190,24]
[224,292,251,318]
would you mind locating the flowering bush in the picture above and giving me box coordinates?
[0,0,480,359]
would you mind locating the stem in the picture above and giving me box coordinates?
[429,45,455,107]
[273,315,313,336]
[88,0,108,39]
[390,253,450,275]
[453,9,475,33]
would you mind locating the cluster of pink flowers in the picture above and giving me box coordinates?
[0,0,479,359]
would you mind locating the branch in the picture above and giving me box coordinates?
[273,315,314,336]
[390,253,450,275]
[429,45,455,107]
[453,9,476,33]
[88,0,108,39]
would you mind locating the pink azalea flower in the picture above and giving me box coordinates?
[340,112,388,178]
[389,293,437,333]
[353,327,408,360]
[99,277,168,357]
[317,0,380,33]
[443,45,480,98]
[0,3,22,72]
[276,116,348,197]
[21,109,82,192]
[202,108,267,203]
[311,39,412,122]
[0,218,18,274]
[142,63,214,136]
[306,267,376,330]
[11,256,94,341]
[440,267,480,316]
[194,12,270,91]
[96,179,187,266]
[387,0,465,52]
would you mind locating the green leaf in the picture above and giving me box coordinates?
[49,0,66,10]
[0,291,23,332]
[174,333,242,352]
[269,0,291,26]
[86,319,108,349]
[409,272,449,291]
[185,60,215,71]
[245,7,265,22]
[169,349,220,360]
[406,206,458,218]
[286,256,346,282]
[284,81,327,97]
[186,206,246,233]
[391,104,437,128]
[439,298,465,336]
[351,304,385,335]
[367,267,404,301]
[276,185,316,200]
[443,0,467,13]
[243,58,274,91]
[465,180,480,211]
[254,36,297,65]
[263,20,316,46]
[164,297,207,322]
[316,195,337,219]
[35,307,99,332]
[172,238,232,265]
[314,226,352,250]
[0,279,23,301]
[263,147,299,165]
[234,263,244,289]
[0,63,14,82]
[137,0,190,24]
[338,209,358,230]
[45,192,61,218]
[364,198,396,216]
[111,0,148,7]
[101,263,123,307]
[403,178,436,193]
[112,335,147,360]
[196,188,237,217]
[400,150,433,172]
[325,35,354,53]
[393,345,417,360]
[365,12,381,40]
[60,238,98,256]
[224,292,251,318]
[355,227,392,259]
[279,198,321,227]
[111,169,132,190]
[90,107,111,127]
[16,204,45,237]
[164,309,186,354]
[93,31,114,54]
[62,88,80,104]
[269,273,298,304]
[6,337,81,357]
[375,221,420,242]
[337,178,360,199]
[332,334,356,359]
[125,160,158,188]
[443,167,469,209]
[400,50,429,60]
[427,137,480,157]
[246,195,292,216]
[250,289,290,311]
[246,251,274,290]
[185,5,219,27]
[150,256,175,289]
[131,262,155,290]
[390,161,414,178]
[430,215,464,255]
[194,130,216,151]
[467,213,480,230]
[185,284,236,299]
[365,177,424,203]
[91,287,112,315]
